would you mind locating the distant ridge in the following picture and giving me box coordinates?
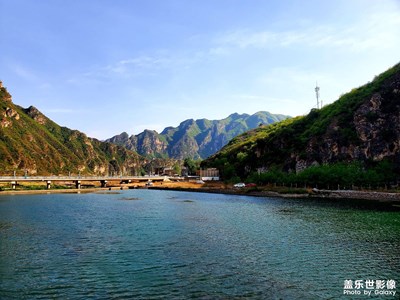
[106,111,290,159]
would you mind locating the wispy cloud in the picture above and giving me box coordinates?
[78,52,201,81]
[215,10,400,53]
[73,55,173,81]
[11,64,39,81]
[105,56,173,75]
[42,108,76,114]
[258,67,326,86]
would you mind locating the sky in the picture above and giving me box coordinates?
[1,0,400,140]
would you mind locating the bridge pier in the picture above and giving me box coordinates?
[11,181,16,190]
[46,181,51,189]
[101,180,107,188]
[75,180,81,189]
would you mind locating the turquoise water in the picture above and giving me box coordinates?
[0,190,399,299]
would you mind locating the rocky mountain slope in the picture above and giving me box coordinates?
[106,111,290,159]
[0,82,143,176]
[203,63,400,181]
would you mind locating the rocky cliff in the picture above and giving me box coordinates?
[203,62,400,179]
[107,111,290,159]
[0,84,143,176]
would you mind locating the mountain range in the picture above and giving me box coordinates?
[3,61,398,180]
[106,112,290,159]
[0,80,289,175]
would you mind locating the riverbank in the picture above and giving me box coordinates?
[310,188,400,202]
[148,182,400,208]
[147,186,400,210]
[149,185,400,201]
[1,181,400,208]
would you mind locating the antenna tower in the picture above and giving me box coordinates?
[315,82,320,109]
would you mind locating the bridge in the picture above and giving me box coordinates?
[0,175,178,190]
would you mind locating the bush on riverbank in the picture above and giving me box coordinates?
[246,160,398,190]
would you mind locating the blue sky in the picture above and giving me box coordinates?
[1,0,399,139]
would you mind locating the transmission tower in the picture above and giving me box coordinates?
[315,82,320,109]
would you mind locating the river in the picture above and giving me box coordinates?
[0,190,399,299]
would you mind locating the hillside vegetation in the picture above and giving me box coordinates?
[0,83,143,176]
[203,63,400,187]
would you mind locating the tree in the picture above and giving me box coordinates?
[184,158,200,175]
[173,163,181,176]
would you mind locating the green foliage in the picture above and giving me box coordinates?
[221,162,235,179]
[228,175,242,184]
[247,160,397,188]
[236,152,247,162]
[173,163,181,175]
[183,158,201,175]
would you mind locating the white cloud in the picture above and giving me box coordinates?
[215,10,400,53]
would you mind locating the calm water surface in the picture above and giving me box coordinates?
[0,190,399,299]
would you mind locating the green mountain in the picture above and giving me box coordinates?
[0,82,143,176]
[203,63,400,184]
[106,112,290,159]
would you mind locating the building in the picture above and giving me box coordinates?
[199,168,220,181]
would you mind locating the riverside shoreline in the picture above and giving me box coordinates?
[1,183,400,208]
[148,186,400,208]
[148,185,400,200]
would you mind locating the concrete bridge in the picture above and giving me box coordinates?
[0,175,177,190]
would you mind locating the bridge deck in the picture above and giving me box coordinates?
[0,176,177,182]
